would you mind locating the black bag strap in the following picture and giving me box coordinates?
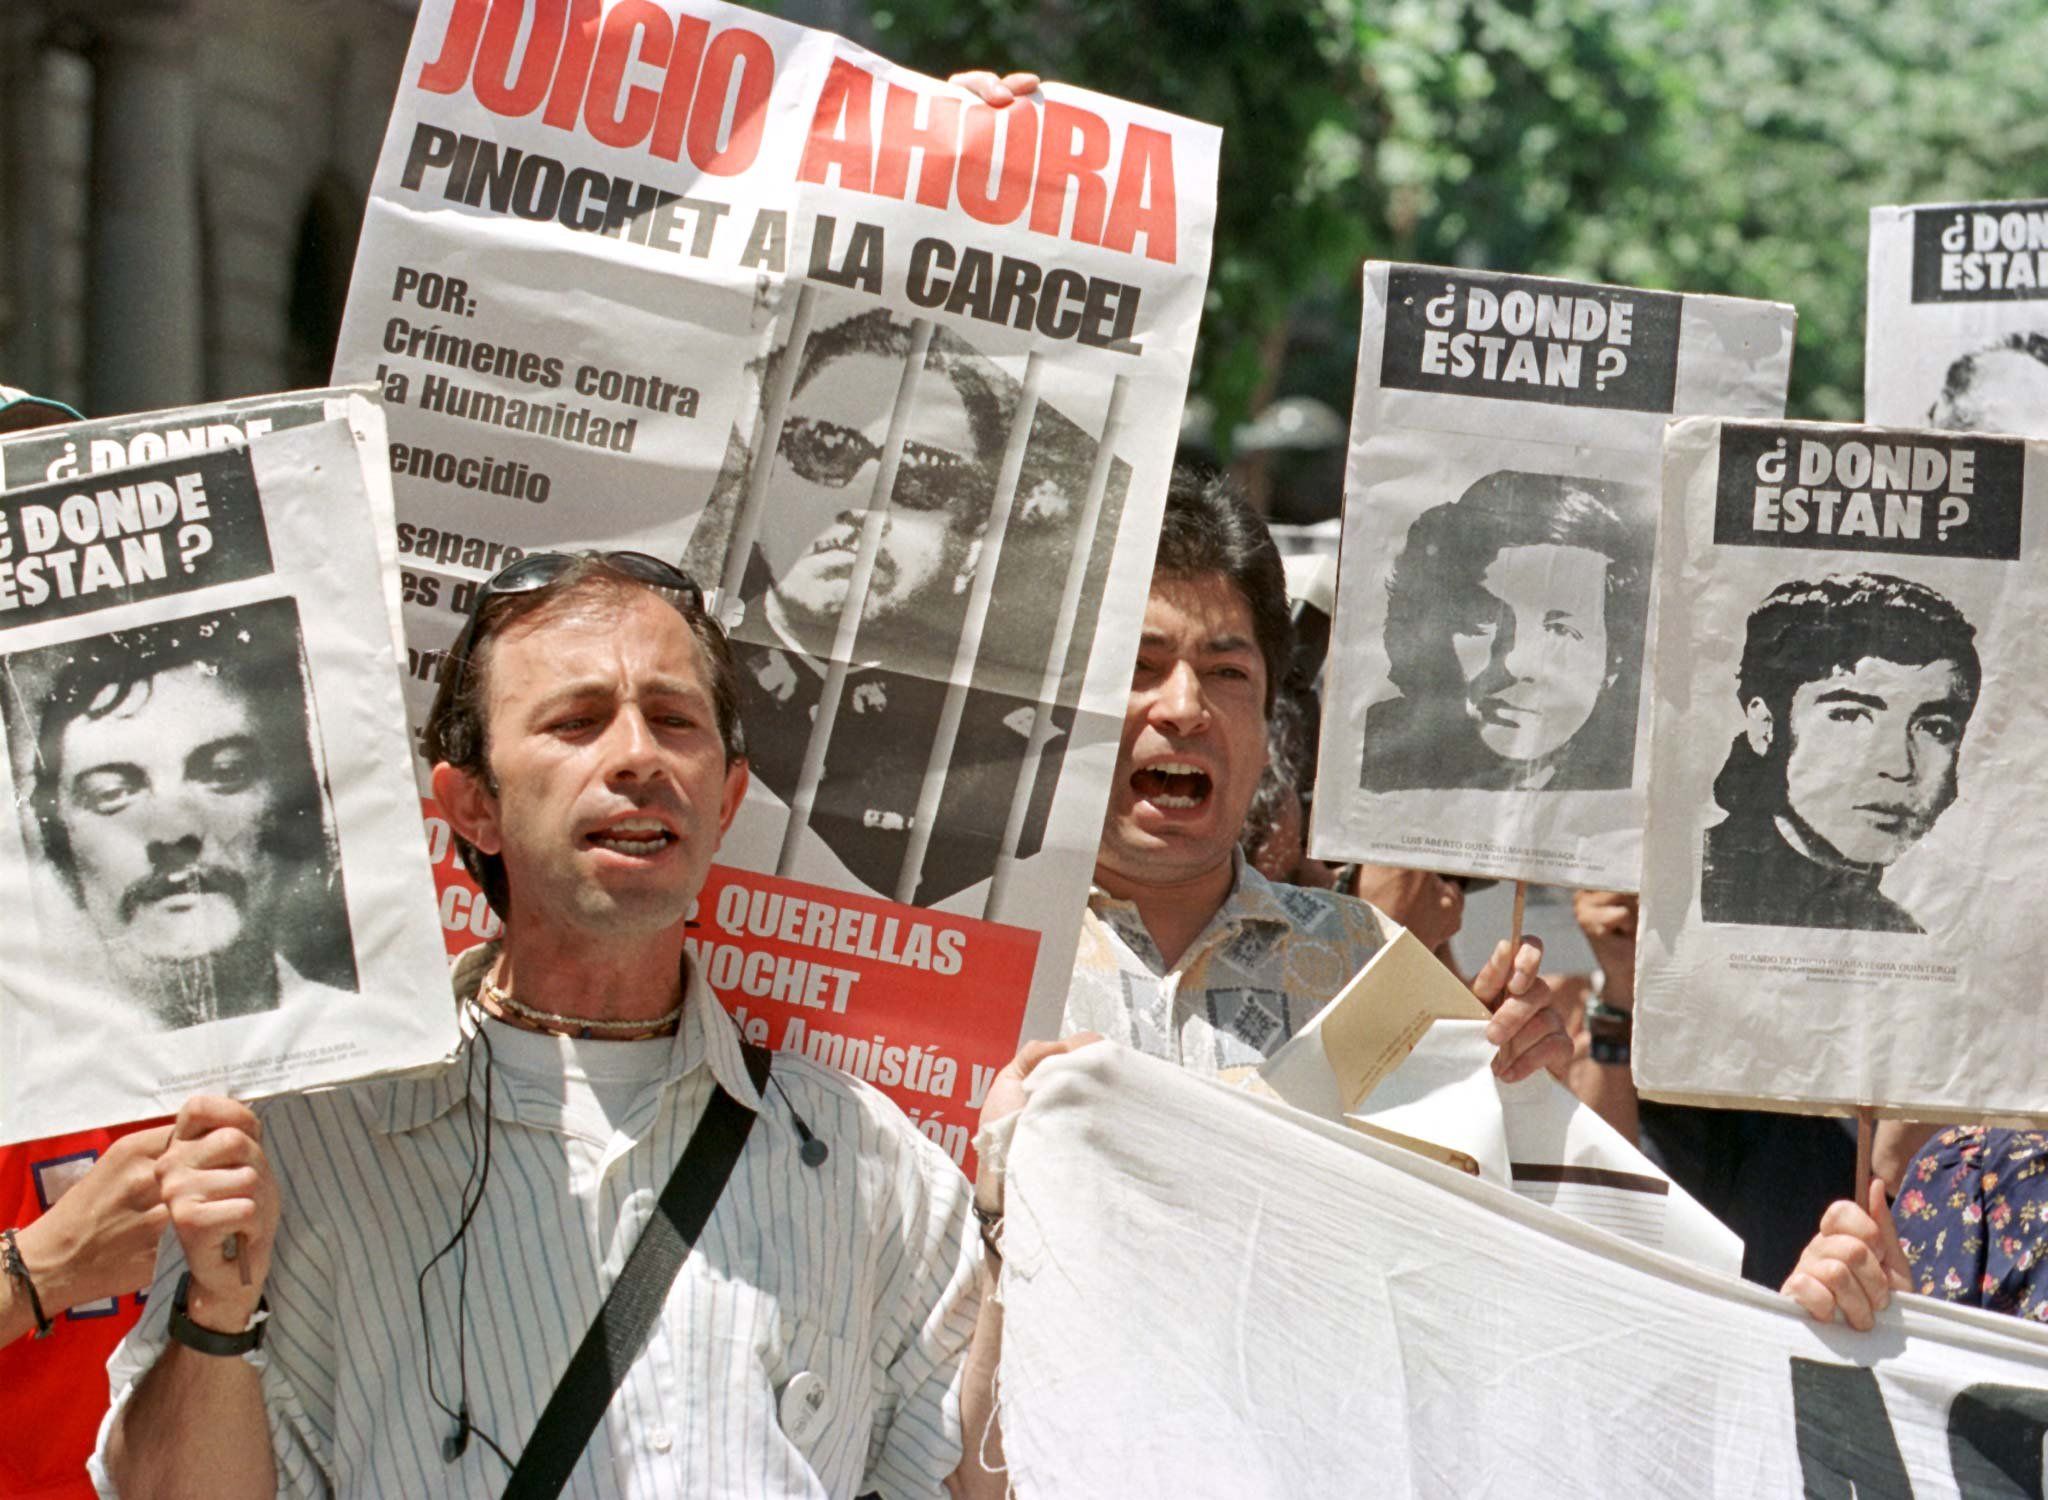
[501,1041,774,1500]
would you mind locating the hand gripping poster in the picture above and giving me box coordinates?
[1310,264,1793,890]
[1636,418,2048,1119]
[334,0,1219,1165]
[1867,198,2048,437]
[0,416,456,1141]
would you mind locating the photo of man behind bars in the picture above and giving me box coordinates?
[685,298,1132,913]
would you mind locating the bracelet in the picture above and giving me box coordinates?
[971,1200,1003,1259]
[1,1228,53,1338]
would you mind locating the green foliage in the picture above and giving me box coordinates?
[1565,1,2048,419]
[848,0,2048,432]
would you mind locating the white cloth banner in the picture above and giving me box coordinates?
[1636,416,2048,1119]
[997,1044,2048,1499]
[1312,262,1793,890]
[0,413,455,1140]
[1867,199,2048,437]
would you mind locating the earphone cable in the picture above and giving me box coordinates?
[415,1008,514,1472]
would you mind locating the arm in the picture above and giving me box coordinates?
[1561,889,1642,1140]
[1781,1180,1911,1332]
[101,1096,280,1500]
[947,1034,1095,1500]
[2,1125,170,1348]
[947,1250,1006,1499]
[1348,864,1466,958]
[1557,976,1640,1142]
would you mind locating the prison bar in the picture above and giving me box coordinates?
[713,281,819,625]
[774,317,938,878]
[985,372,1130,922]
[892,352,1047,905]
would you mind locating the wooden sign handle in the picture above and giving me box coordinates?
[1854,1106,1876,1208]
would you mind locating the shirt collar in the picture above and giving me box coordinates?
[1088,851,1293,961]
[1218,855,1301,931]
[373,943,762,1136]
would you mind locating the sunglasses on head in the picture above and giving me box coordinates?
[443,550,704,692]
[776,417,985,513]
[472,550,701,609]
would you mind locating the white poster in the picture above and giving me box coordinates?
[1311,263,1793,890]
[996,1043,2048,1499]
[1636,417,2048,1119]
[0,387,406,661]
[334,0,1219,1166]
[0,419,455,1141]
[1867,199,2048,436]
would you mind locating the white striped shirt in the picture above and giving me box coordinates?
[93,949,981,1499]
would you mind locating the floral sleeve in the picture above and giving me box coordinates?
[1891,1126,2048,1323]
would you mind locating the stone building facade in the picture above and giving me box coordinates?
[0,0,872,421]
[0,0,422,419]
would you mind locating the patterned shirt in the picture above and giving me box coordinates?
[92,949,981,1499]
[1893,1126,2048,1323]
[1061,857,1393,1074]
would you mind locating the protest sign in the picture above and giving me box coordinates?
[0,417,455,1141]
[1635,417,2048,1120]
[1867,199,2048,436]
[335,0,1219,1164]
[0,388,368,491]
[1310,263,1793,890]
[0,387,406,662]
[995,1043,2048,1498]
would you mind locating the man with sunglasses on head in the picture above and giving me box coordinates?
[686,307,1112,908]
[97,552,1031,1498]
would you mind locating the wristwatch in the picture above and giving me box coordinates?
[168,1271,268,1357]
[1584,990,1633,1067]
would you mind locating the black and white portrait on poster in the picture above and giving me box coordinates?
[1360,469,1650,795]
[1698,573,1979,934]
[1868,200,2048,439]
[2,596,358,1030]
[1923,332,2048,434]
[684,296,1130,911]
[1311,262,1794,890]
[1636,417,2048,1120]
[0,414,457,1143]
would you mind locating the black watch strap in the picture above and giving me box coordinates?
[1589,1033,1632,1066]
[168,1270,267,1357]
[1585,994,1633,1066]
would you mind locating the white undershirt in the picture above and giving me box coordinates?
[479,1015,673,1143]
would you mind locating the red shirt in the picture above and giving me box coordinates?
[0,1125,161,1500]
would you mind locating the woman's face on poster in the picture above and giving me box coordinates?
[770,353,982,632]
[1449,541,1612,765]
